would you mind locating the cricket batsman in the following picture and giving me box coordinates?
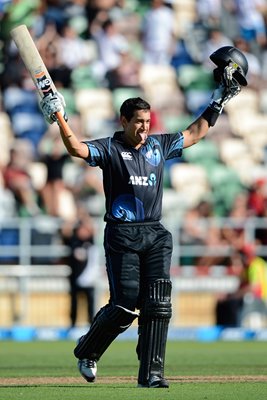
[39,46,248,388]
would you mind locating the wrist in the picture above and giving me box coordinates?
[201,106,220,127]
[56,110,68,126]
[209,100,223,114]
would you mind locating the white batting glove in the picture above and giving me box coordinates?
[209,66,241,114]
[40,92,67,124]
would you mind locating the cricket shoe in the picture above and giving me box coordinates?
[78,359,97,383]
[138,375,169,388]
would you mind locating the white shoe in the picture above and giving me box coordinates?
[78,359,97,382]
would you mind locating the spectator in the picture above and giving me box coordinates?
[141,0,176,65]
[202,25,233,69]
[233,36,263,89]
[37,21,72,88]
[0,174,16,219]
[247,179,267,246]
[86,0,117,38]
[105,51,141,90]
[92,17,130,82]
[247,178,266,217]
[70,163,104,202]
[38,124,72,217]
[2,139,42,216]
[196,0,223,27]
[61,207,100,327]
[215,243,267,327]
[234,0,267,62]
[220,192,249,258]
[57,22,92,70]
[179,199,224,267]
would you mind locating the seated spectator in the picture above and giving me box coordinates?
[0,165,19,262]
[196,0,223,28]
[0,167,16,219]
[220,192,249,253]
[215,243,267,327]
[92,17,130,82]
[105,51,141,90]
[57,22,92,70]
[180,199,224,267]
[37,21,72,88]
[247,179,267,246]
[38,124,74,217]
[234,0,267,51]
[233,36,263,90]
[202,24,233,69]
[3,139,42,216]
[247,178,266,217]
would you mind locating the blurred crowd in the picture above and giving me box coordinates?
[1,1,267,257]
[1,0,267,328]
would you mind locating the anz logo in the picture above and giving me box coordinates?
[129,173,157,186]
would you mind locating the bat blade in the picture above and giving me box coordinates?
[10,24,56,98]
[10,24,72,135]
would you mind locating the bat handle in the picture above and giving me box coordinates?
[55,112,73,138]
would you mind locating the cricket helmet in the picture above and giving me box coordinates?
[210,46,248,86]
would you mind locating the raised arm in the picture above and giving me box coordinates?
[182,63,241,148]
[39,93,89,159]
[182,45,248,148]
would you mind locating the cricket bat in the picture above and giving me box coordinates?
[10,24,71,135]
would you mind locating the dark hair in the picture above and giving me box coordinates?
[120,97,150,121]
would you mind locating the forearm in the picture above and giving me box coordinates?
[58,120,89,159]
[183,115,210,147]
[39,93,89,159]
[185,106,220,145]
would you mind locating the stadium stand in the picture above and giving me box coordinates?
[1,0,267,329]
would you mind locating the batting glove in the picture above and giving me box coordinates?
[40,92,68,124]
[209,64,241,114]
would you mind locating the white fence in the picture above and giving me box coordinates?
[0,216,266,327]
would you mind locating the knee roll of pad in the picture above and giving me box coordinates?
[98,304,138,333]
[141,279,172,320]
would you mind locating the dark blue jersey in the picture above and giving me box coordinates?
[83,131,184,223]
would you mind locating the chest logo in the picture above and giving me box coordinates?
[121,152,132,160]
[148,173,157,186]
[128,176,149,186]
[128,174,157,186]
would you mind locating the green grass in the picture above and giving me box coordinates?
[1,340,267,399]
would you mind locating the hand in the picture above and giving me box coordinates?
[40,92,68,124]
[210,64,241,114]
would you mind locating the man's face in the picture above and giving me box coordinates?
[121,109,151,148]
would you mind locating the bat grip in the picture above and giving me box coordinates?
[55,112,73,137]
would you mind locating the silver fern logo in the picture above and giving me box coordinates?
[148,173,156,186]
